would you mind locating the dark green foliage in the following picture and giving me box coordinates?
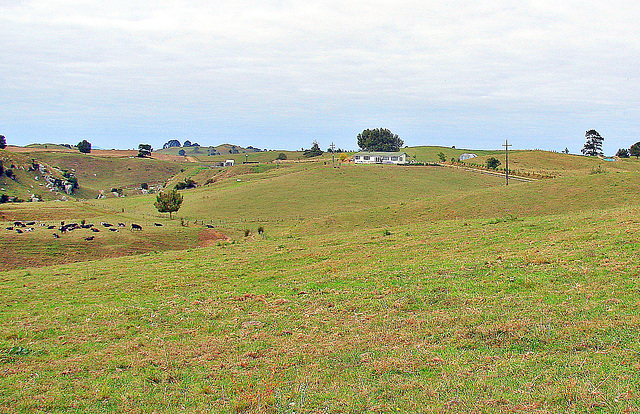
[141,183,149,190]
[0,160,3,175]
[0,194,9,203]
[0,135,6,149]
[77,140,91,154]
[437,152,446,162]
[357,128,403,151]
[562,147,570,154]
[5,169,14,179]
[276,153,287,160]
[163,140,181,149]
[154,189,183,219]
[138,144,152,158]
[581,130,604,156]
[303,141,323,158]
[178,149,186,156]
[630,142,640,159]
[486,157,501,169]
[174,178,196,190]
[615,148,630,158]
[183,140,192,147]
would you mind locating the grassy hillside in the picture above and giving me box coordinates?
[1,203,640,412]
[2,150,185,199]
[2,150,640,412]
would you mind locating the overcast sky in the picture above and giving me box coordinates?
[1,0,639,153]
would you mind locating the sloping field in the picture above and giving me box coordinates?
[1,203,639,412]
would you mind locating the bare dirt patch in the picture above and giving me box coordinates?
[198,229,230,247]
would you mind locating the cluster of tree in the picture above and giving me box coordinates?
[183,140,200,147]
[137,144,152,158]
[0,135,6,149]
[276,153,287,160]
[616,142,640,158]
[154,189,183,219]
[326,147,345,153]
[358,128,403,152]
[582,130,640,159]
[174,178,197,190]
[163,140,181,149]
[77,140,91,154]
[303,141,323,158]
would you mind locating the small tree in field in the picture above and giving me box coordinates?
[154,189,183,219]
[630,142,640,159]
[437,152,446,162]
[0,135,6,149]
[486,157,501,169]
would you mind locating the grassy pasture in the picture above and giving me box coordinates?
[1,204,640,412]
[2,148,640,412]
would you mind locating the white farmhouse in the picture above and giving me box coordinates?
[353,151,409,165]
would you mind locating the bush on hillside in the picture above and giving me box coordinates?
[276,153,287,160]
[486,157,501,169]
[175,178,197,190]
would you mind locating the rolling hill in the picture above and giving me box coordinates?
[2,146,640,412]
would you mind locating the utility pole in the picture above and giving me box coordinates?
[330,142,336,167]
[502,140,512,185]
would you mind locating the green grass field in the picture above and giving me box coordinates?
[2,147,640,412]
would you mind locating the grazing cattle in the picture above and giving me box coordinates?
[14,221,25,227]
[26,221,35,226]
[15,229,23,234]
[117,223,125,227]
[24,228,34,232]
[206,224,215,229]
[81,224,94,229]
[101,222,113,227]
[109,228,119,232]
[154,223,163,227]
[84,236,95,241]
[131,223,142,231]
[53,233,60,239]
[6,227,14,231]
[90,227,100,232]
[47,225,56,229]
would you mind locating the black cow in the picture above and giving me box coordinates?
[84,236,95,241]
[90,227,100,233]
[53,233,60,239]
[131,223,142,231]
[154,223,163,227]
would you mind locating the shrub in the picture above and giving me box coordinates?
[141,183,149,190]
[276,153,287,160]
[486,157,501,169]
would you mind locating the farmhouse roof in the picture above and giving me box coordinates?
[355,151,408,156]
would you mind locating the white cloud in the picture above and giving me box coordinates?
[1,0,639,151]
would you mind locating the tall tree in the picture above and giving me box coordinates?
[154,189,183,219]
[357,128,403,152]
[77,140,91,154]
[0,135,6,149]
[630,142,640,159]
[581,130,604,156]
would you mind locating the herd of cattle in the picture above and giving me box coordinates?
[4,220,163,241]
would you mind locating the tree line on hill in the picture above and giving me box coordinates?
[581,130,640,158]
